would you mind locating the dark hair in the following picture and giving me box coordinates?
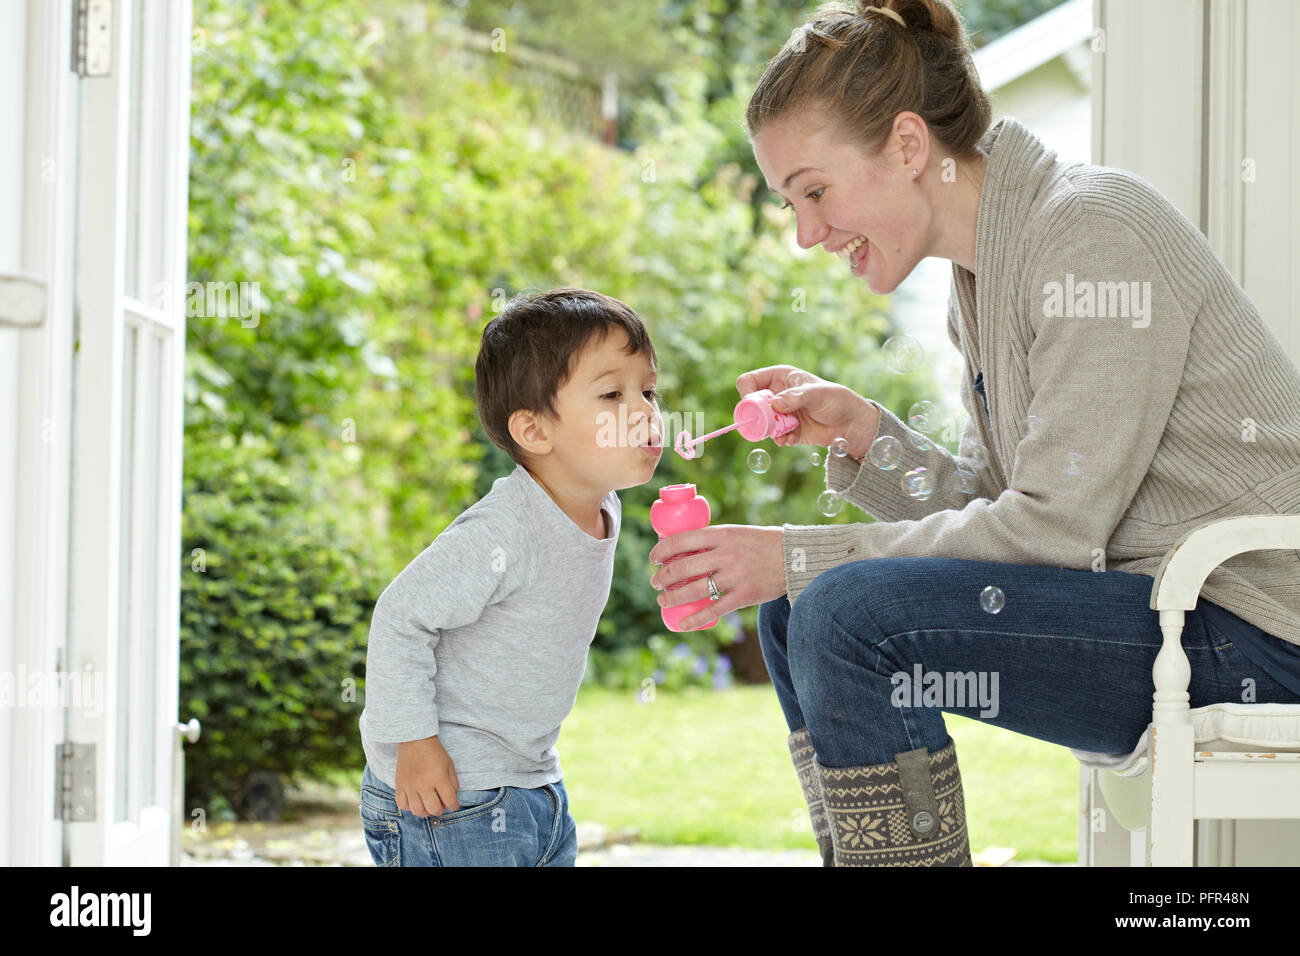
[745,0,991,164]
[474,288,657,468]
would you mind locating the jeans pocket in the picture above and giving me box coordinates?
[359,784,402,867]
[432,787,509,826]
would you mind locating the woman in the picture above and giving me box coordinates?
[648,0,1300,867]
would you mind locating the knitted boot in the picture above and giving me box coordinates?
[816,735,973,867]
[787,727,834,867]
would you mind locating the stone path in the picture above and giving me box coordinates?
[180,779,1072,867]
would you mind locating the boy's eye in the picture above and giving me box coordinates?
[603,389,660,401]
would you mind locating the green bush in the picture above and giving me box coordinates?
[179,432,382,817]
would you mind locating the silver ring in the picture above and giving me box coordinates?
[707,573,721,601]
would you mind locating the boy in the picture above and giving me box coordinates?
[357,288,664,866]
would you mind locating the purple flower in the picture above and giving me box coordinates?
[712,671,730,690]
[692,655,709,676]
[652,669,665,684]
[673,643,691,659]
[716,654,731,672]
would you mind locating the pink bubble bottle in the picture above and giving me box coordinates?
[674,388,798,460]
[650,484,717,631]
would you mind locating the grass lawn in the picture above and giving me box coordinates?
[557,683,1084,862]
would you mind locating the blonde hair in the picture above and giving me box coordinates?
[745,0,991,163]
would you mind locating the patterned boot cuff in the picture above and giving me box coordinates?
[816,735,973,867]
[787,726,834,867]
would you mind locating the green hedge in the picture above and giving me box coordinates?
[179,432,382,816]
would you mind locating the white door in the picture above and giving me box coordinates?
[63,0,192,866]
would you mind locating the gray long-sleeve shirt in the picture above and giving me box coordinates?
[359,463,620,790]
[783,116,1300,658]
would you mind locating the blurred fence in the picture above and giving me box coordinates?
[398,5,619,145]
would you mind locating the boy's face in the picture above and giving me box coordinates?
[514,327,663,488]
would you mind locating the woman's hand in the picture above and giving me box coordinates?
[648,525,787,631]
[737,365,880,458]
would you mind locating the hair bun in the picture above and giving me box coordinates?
[856,0,972,49]
[858,3,907,28]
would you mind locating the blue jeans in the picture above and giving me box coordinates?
[359,764,578,866]
[758,557,1300,767]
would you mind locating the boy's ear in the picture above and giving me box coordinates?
[509,408,553,455]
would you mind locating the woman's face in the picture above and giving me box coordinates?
[752,107,933,295]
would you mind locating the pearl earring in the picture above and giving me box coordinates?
[912,169,918,176]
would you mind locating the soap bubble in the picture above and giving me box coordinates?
[980,585,1005,614]
[956,465,979,494]
[901,467,933,500]
[1022,414,1045,440]
[882,334,924,374]
[907,400,937,433]
[907,431,934,452]
[784,370,818,389]
[747,448,771,474]
[959,436,988,469]
[1064,451,1084,477]
[869,435,903,470]
[817,490,845,516]
[810,451,822,467]
[829,436,850,458]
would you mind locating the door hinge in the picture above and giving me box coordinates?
[54,742,96,822]
[71,0,113,77]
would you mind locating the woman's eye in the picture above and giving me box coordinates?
[806,188,824,201]
[779,199,793,210]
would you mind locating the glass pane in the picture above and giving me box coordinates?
[124,0,145,299]
[149,0,171,296]
[116,322,138,822]
[136,330,160,806]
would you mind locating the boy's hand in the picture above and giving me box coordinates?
[395,736,461,817]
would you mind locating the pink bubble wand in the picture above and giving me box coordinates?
[674,388,799,460]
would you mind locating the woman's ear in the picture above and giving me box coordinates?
[890,110,930,176]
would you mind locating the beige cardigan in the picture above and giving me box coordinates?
[781,117,1300,649]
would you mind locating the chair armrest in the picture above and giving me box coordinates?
[1149,514,1300,612]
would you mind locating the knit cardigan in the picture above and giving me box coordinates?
[781,116,1300,649]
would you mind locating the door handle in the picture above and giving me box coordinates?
[175,718,201,744]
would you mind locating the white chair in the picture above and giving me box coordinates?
[1075,514,1300,866]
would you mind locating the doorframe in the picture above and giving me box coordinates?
[3,0,80,869]
[63,0,191,867]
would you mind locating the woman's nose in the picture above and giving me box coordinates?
[795,214,830,250]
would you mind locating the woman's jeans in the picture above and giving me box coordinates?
[359,764,578,866]
[758,557,1300,767]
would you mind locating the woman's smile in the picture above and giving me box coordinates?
[850,236,870,276]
